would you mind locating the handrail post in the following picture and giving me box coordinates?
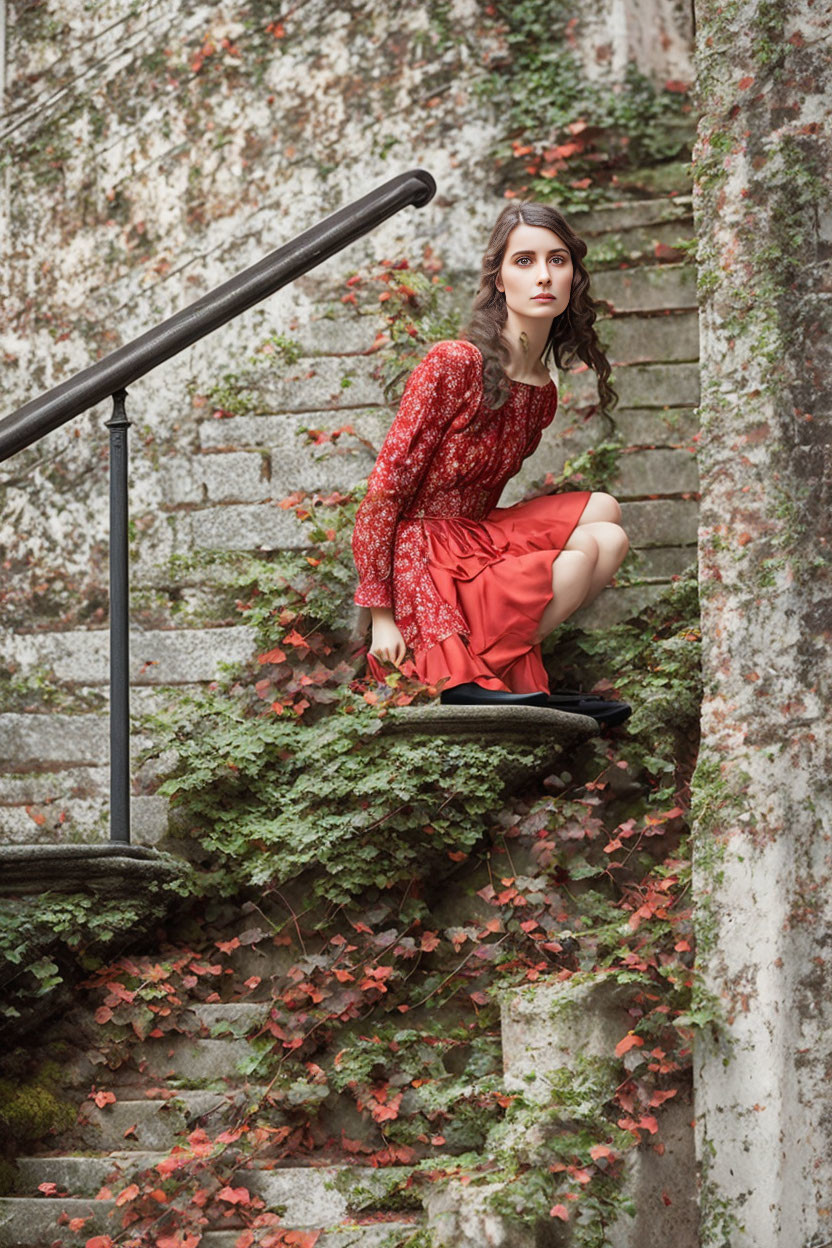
[105,390,131,844]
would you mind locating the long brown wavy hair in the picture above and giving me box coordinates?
[458,201,618,419]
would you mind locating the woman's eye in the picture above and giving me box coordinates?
[516,257,564,265]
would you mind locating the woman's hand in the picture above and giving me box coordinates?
[369,607,407,667]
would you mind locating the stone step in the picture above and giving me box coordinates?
[9,1159,400,1222]
[0,843,184,898]
[200,1225,424,1248]
[561,360,700,409]
[619,498,698,547]
[3,625,256,687]
[592,262,697,313]
[187,1001,274,1032]
[170,500,310,552]
[584,219,694,269]
[128,1034,265,1081]
[572,581,669,629]
[611,446,698,497]
[211,942,298,992]
[0,794,168,846]
[567,193,693,235]
[92,1006,277,1087]
[158,447,271,505]
[599,309,699,363]
[11,1152,163,1197]
[0,713,111,769]
[290,315,387,356]
[379,703,598,751]
[0,1196,113,1247]
[0,1162,423,1246]
[240,355,386,414]
[85,1071,377,1150]
[126,925,300,992]
[0,766,110,803]
[611,406,700,447]
[198,405,388,454]
[159,442,374,507]
[624,544,697,582]
[70,1088,251,1151]
[0,1196,422,1248]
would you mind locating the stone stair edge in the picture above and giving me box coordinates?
[0,1199,423,1248]
[8,1157,418,1187]
[9,1157,416,1175]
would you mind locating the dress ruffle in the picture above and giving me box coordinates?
[411,490,593,694]
[423,516,509,580]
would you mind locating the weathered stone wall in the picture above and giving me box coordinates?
[0,0,697,846]
[690,0,832,1242]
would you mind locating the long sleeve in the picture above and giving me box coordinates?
[352,339,479,608]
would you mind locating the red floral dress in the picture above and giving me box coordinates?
[352,338,591,693]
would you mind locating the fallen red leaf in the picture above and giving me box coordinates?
[217,1186,251,1205]
[90,1090,116,1109]
[614,1033,644,1057]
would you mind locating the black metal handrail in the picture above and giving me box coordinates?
[0,169,435,460]
[1,168,436,845]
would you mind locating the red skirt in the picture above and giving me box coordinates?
[369,490,593,694]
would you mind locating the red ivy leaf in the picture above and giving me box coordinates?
[258,647,286,665]
[615,1033,644,1057]
[218,1186,251,1205]
[649,1088,678,1108]
[90,1090,116,1109]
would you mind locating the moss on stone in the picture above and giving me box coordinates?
[0,1068,76,1151]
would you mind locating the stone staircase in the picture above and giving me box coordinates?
[0,933,429,1247]
[0,932,698,1248]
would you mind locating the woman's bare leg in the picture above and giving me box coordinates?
[530,493,630,641]
[530,531,598,643]
[573,520,629,608]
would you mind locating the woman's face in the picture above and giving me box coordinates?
[495,223,574,322]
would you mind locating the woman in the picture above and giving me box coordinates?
[351,200,631,723]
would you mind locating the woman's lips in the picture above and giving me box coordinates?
[532,295,555,300]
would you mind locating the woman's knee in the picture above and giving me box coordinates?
[562,527,600,562]
[576,519,629,564]
[604,521,629,564]
[577,491,623,526]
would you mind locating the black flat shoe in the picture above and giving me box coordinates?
[440,682,549,707]
[546,689,632,727]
